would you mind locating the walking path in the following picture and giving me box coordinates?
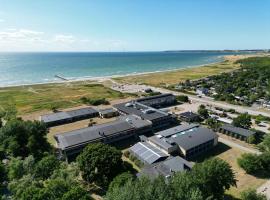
[218,137,261,155]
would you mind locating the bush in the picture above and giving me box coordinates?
[80,97,109,106]
[123,151,130,158]
[176,95,189,103]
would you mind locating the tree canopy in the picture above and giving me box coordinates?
[77,143,124,187]
[105,158,236,200]
[0,119,51,158]
[232,113,252,129]
[241,189,267,200]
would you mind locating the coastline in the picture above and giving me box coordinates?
[0,53,267,89]
[0,57,225,88]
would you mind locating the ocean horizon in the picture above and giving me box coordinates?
[0,51,247,87]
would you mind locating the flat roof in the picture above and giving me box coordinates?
[114,102,169,121]
[220,124,255,137]
[55,120,134,150]
[130,142,168,164]
[179,111,200,119]
[41,107,98,123]
[137,93,174,103]
[169,127,217,151]
[154,123,200,138]
[99,108,117,115]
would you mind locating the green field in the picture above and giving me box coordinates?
[0,81,130,114]
[113,60,239,87]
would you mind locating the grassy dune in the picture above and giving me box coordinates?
[0,81,129,114]
[113,60,239,87]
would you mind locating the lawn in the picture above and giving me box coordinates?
[0,81,130,114]
[113,60,239,87]
[192,142,267,199]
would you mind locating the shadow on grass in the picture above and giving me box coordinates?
[224,194,241,200]
[190,142,232,163]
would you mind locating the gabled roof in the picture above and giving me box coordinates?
[138,156,193,178]
[220,124,255,137]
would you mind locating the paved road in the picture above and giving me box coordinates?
[146,85,270,118]
[218,137,261,155]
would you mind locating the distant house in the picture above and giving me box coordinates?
[179,111,201,123]
[138,156,193,179]
[99,108,119,118]
[40,107,99,127]
[196,87,209,96]
[219,124,256,142]
[54,115,152,161]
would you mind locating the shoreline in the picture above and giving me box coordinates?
[0,59,225,89]
[1,53,267,89]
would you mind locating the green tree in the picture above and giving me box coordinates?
[108,172,134,193]
[198,105,209,119]
[258,134,270,152]
[176,95,189,103]
[192,158,236,200]
[170,172,203,200]
[34,155,60,180]
[241,189,267,200]
[237,153,260,174]
[106,176,176,200]
[0,162,6,184]
[232,113,252,129]
[0,119,51,158]
[61,186,93,200]
[7,157,25,180]
[77,143,124,187]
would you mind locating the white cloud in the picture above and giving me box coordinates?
[53,34,76,44]
[0,28,127,51]
[0,29,44,42]
[0,19,5,23]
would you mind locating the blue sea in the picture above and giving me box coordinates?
[0,52,245,87]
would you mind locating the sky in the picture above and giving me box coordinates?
[0,0,269,52]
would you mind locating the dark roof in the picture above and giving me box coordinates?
[41,107,98,123]
[136,93,175,103]
[179,111,200,119]
[129,142,168,164]
[55,115,152,151]
[114,102,169,121]
[220,124,255,137]
[169,127,217,151]
[154,123,200,138]
[66,107,98,118]
[99,108,118,115]
[138,156,193,178]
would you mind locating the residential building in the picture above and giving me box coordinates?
[54,115,152,161]
[179,111,201,122]
[114,101,176,131]
[136,93,176,108]
[130,123,218,161]
[219,124,256,142]
[40,107,99,127]
[99,108,119,118]
[138,156,193,179]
